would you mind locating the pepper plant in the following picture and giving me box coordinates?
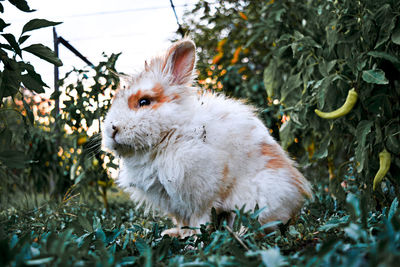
[184,0,400,206]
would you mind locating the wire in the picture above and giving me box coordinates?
[64,3,196,18]
[169,0,185,36]
[169,0,182,26]
[67,31,149,42]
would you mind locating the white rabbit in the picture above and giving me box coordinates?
[102,39,312,238]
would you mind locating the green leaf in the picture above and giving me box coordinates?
[0,62,21,98]
[259,221,282,231]
[25,257,54,265]
[279,120,295,150]
[355,120,373,173]
[18,62,47,93]
[135,237,150,256]
[318,60,336,77]
[8,0,34,12]
[319,215,350,232]
[78,216,93,232]
[0,43,13,51]
[368,51,400,66]
[385,124,400,154]
[375,121,383,145]
[280,72,302,105]
[313,134,331,160]
[388,198,398,221]
[23,44,63,66]
[346,193,362,219]
[1,33,21,56]
[18,35,30,44]
[315,76,334,110]
[288,225,301,238]
[0,128,12,149]
[21,73,46,93]
[386,134,400,155]
[326,24,338,52]
[250,207,266,219]
[0,18,10,32]
[22,19,62,34]
[368,51,400,70]
[22,98,34,124]
[374,4,395,49]
[344,223,365,241]
[0,150,26,169]
[392,25,400,45]
[247,248,287,267]
[362,69,388,84]
[357,58,367,72]
[120,256,136,265]
[263,62,278,97]
[95,228,106,243]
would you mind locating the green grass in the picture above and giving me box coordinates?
[1,185,400,266]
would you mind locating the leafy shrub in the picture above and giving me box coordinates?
[0,0,62,200]
[185,0,400,205]
[0,1,120,205]
[55,53,121,208]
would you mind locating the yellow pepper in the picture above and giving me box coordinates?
[315,88,358,119]
[373,149,391,190]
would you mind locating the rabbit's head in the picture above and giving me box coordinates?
[102,39,197,156]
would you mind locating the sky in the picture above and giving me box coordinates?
[2,0,197,93]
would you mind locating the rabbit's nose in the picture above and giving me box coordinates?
[111,125,119,139]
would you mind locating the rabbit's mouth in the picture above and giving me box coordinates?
[111,142,136,157]
[110,137,152,157]
[103,123,156,156]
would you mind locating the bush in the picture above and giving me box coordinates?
[184,0,400,206]
[0,1,120,206]
[55,53,121,208]
[0,0,62,200]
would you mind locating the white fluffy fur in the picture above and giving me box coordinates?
[102,39,312,237]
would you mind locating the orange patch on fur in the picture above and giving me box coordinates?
[290,168,312,199]
[223,164,229,180]
[128,90,143,110]
[127,83,178,110]
[218,164,236,202]
[172,93,180,100]
[261,143,286,169]
[151,83,170,110]
[261,142,312,199]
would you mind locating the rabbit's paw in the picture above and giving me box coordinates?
[161,227,196,239]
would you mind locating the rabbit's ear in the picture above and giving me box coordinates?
[163,40,196,85]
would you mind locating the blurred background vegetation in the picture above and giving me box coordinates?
[1,0,399,265]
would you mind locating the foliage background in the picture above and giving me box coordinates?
[185,0,400,206]
[0,0,399,266]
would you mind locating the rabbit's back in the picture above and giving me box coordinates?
[189,93,312,223]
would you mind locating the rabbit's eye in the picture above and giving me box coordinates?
[139,98,151,107]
